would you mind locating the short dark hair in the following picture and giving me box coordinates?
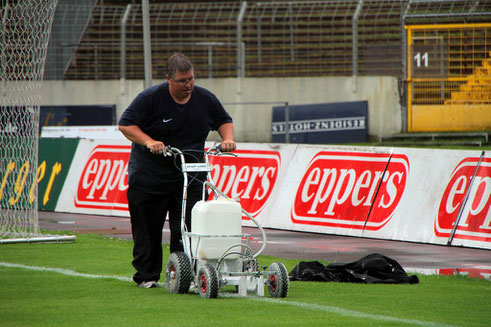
[166,52,193,78]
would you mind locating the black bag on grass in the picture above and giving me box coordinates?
[289,253,419,284]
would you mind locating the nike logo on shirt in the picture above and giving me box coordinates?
[162,118,173,123]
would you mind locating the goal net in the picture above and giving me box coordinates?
[0,0,74,243]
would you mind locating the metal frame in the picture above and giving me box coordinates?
[165,146,287,297]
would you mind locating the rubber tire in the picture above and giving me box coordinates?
[267,262,289,298]
[165,251,192,294]
[197,263,219,299]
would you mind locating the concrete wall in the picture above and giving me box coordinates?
[41,76,401,142]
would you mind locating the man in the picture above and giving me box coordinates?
[118,53,236,288]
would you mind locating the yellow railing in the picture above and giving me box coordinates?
[406,23,491,131]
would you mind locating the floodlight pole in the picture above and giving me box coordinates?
[120,4,132,96]
[237,1,247,79]
[352,0,363,93]
[120,4,132,81]
[142,0,152,88]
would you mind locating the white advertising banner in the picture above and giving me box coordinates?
[267,146,489,250]
[41,126,126,140]
[55,139,490,249]
[56,139,132,217]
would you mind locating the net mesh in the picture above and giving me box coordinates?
[0,0,58,239]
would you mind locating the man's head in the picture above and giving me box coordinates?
[166,52,193,79]
[166,52,195,102]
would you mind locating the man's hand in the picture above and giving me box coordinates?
[118,125,166,155]
[220,140,236,152]
[217,123,236,152]
[145,140,166,154]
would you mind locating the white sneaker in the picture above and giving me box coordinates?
[138,281,160,288]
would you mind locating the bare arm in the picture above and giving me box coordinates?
[118,125,165,154]
[217,122,236,152]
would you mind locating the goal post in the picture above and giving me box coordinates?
[0,0,75,243]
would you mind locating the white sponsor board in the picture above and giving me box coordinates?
[56,139,490,249]
[41,126,126,140]
[56,139,132,217]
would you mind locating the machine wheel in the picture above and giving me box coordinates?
[267,262,289,298]
[197,263,219,299]
[165,251,192,294]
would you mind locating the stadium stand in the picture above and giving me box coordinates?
[44,0,490,81]
[445,53,491,105]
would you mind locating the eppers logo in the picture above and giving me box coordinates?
[208,150,280,218]
[75,145,130,211]
[436,157,491,242]
[291,151,409,230]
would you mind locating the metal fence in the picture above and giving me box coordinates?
[44,0,491,81]
[405,22,491,131]
[408,23,491,105]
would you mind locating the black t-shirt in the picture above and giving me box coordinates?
[118,82,233,194]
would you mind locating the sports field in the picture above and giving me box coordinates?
[1,232,489,327]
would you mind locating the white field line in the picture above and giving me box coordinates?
[0,261,132,282]
[225,295,461,327]
[1,261,460,327]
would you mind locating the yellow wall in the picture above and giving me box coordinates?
[410,105,491,131]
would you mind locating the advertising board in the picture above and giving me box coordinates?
[0,138,78,211]
[271,101,368,144]
[45,138,490,249]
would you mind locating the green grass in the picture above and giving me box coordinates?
[1,233,490,327]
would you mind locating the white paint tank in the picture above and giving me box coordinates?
[191,199,242,259]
